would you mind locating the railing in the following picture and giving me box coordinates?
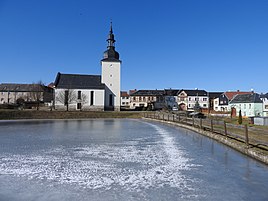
[144,112,268,150]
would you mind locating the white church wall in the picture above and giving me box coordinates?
[101,61,121,111]
[54,88,104,111]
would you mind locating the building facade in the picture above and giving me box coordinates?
[214,91,252,112]
[177,89,209,111]
[120,91,130,108]
[260,93,268,116]
[129,90,164,110]
[0,83,53,105]
[229,93,263,117]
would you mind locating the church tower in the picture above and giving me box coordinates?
[101,22,121,111]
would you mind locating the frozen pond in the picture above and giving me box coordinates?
[0,119,268,201]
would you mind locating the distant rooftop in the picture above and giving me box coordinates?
[229,93,263,104]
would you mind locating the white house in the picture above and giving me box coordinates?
[229,93,263,117]
[121,91,130,108]
[54,23,121,111]
[260,93,268,116]
[213,91,251,112]
[177,89,209,111]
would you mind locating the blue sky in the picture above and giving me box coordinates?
[0,0,267,93]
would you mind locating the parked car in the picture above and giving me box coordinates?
[172,107,178,111]
[188,112,206,119]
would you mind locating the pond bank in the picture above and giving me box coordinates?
[0,110,144,120]
[144,117,268,165]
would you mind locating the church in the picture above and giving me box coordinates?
[53,23,121,111]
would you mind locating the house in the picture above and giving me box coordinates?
[163,89,180,110]
[208,92,223,112]
[121,91,130,108]
[213,91,252,112]
[53,23,121,111]
[229,93,263,117]
[129,90,164,110]
[177,89,209,111]
[0,83,53,106]
[260,93,268,116]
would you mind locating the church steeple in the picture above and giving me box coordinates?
[103,22,120,61]
[107,22,115,47]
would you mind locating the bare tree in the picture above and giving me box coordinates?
[30,81,45,110]
[79,93,87,111]
[56,89,76,111]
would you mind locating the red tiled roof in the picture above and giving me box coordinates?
[225,91,252,100]
[121,91,129,97]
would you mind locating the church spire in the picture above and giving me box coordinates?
[107,21,115,48]
[102,21,120,60]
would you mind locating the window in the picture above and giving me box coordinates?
[265,105,268,109]
[195,98,199,101]
[78,91,81,100]
[215,101,218,105]
[189,97,191,101]
[203,98,207,101]
[109,94,113,106]
[64,90,68,105]
[203,104,207,107]
[77,103,81,110]
[244,104,246,109]
[110,84,112,86]
[110,74,112,77]
[188,104,191,108]
[249,104,251,109]
[90,91,94,105]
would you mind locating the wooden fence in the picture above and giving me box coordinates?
[144,112,268,150]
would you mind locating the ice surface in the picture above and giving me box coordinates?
[1,119,268,201]
[0,122,196,192]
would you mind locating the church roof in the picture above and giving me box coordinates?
[54,72,105,89]
[102,22,120,62]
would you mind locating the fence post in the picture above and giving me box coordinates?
[224,122,227,136]
[211,119,214,133]
[245,124,249,148]
[192,117,195,127]
[200,118,202,129]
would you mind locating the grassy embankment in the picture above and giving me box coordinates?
[0,110,146,120]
